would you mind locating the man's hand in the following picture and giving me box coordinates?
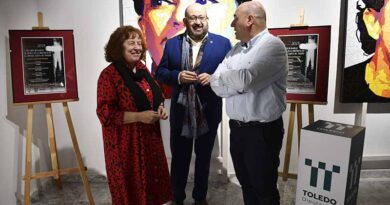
[198,73,210,85]
[179,71,198,84]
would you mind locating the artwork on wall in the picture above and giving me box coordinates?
[269,26,331,104]
[9,30,78,104]
[120,0,238,98]
[340,0,390,103]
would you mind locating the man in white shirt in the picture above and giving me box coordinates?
[210,1,288,204]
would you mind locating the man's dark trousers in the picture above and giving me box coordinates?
[229,117,284,205]
[156,32,231,203]
[170,129,217,202]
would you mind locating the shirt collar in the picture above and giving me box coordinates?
[187,33,208,46]
[243,28,268,48]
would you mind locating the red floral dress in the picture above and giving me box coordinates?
[96,62,172,205]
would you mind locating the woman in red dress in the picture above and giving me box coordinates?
[96,26,172,205]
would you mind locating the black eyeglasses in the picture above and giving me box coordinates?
[187,15,208,23]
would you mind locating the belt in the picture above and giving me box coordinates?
[229,119,264,127]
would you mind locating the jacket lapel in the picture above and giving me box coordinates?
[177,34,185,70]
[199,33,214,71]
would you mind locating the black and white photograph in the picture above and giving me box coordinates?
[22,37,66,94]
[279,34,318,94]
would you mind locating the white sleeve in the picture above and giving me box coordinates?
[220,38,287,93]
[210,58,239,98]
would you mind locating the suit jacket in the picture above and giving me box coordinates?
[156,32,231,136]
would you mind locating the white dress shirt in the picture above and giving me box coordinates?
[210,29,288,122]
[178,34,208,84]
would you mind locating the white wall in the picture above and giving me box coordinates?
[1,0,390,204]
[0,0,119,203]
[35,0,120,176]
[0,0,44,204]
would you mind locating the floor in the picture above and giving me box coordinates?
[28,168,390,205]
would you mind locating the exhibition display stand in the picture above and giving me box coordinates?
[19,12,95,205]
[295,120,365,205]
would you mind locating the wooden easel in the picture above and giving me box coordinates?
[280,102,317,181]
[279,10,315,181]
[22,12,95,205]
[289,8,308,28]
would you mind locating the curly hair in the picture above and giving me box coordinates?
[356,0,385,55]
[104,25,146,62]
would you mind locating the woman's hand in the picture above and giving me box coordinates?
[158,105,168,120]
[138,110,160,124]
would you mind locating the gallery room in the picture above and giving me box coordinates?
[0,0,389,204]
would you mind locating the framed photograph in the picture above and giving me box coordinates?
[9,30,78,104]
[269,26,331,104]
[339,0,390,103]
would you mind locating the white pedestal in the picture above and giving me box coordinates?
[295,120,365,205]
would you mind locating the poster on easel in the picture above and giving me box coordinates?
[22,37,66,94]
[279,34,318,94]
[269,26,331,104]
[9,30,78,104]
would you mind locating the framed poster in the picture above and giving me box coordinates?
[269,26,331,104]
[9,30,78,104]
[340,0,390,103]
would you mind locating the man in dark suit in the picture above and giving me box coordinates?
[156,3,231,205]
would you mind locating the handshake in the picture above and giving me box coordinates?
[179,70,210,85]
